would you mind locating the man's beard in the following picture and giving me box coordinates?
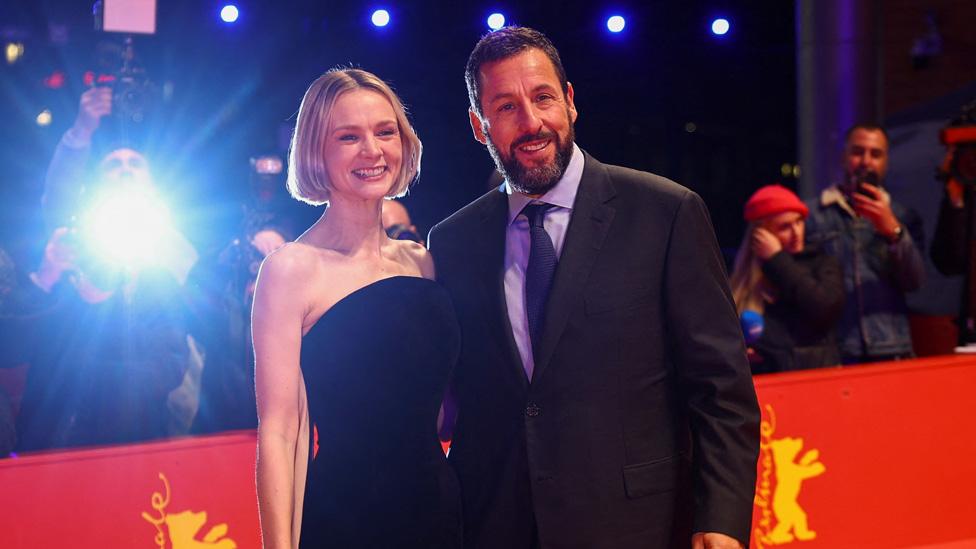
[485,121,575,196]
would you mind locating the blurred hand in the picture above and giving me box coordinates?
[751,227,782,261]
[946,178,965,208]
[850,183,900,239]
[72,86,112,141]
[251,229,287,258]
[692,532,744,549]
[32,227,79,292]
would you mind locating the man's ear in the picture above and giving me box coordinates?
[469,109,489,145]
[566,81,578,124]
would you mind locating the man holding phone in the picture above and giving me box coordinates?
[804,124,925,363]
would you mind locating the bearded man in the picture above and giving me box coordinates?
[429,26,760,549]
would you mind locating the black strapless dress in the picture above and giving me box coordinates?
[298,276,461,548]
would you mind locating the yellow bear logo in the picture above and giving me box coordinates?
[142,473,238,548]
[766,437,825,544]
[753,405,826,547]
[166,510,238,549]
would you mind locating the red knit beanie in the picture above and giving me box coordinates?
[743,184,809,222]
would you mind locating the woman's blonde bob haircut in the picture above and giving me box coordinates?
[286,68,422,206]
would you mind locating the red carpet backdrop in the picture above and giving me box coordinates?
[1,355,975,548]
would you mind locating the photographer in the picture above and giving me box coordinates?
[804,124,926,363]
[8,86,196,451]
[12,226,189,451]
[931,104,976,343]
[42,86,197,284]
[931,154,968,275]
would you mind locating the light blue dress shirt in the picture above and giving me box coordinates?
[504,143,585,380]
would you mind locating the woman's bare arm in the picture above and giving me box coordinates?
[253,246,309,549]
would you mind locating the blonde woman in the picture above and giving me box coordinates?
[252,69,460,548]
[729,184,845,373]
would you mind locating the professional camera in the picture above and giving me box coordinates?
[939,100,976,188]
[92,0,157,122]
[93,38,156,123]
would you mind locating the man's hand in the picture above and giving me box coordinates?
[850,183,901,240]
[692,531,744,549]
[31,227,79,292]
[72,86,112,142]
[750,227,782,261]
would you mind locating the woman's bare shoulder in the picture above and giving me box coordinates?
[261,241,338,275]
[255,242,340,300]
[258,242,307,277]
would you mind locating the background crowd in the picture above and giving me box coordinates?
[0,1,973,458]
[0,86,968,458]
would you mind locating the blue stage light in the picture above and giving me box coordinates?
[711,18,730,36]
[487,13,506,31]
[220,5,239,24]
[371,9,391,27]
[607,15,626,33]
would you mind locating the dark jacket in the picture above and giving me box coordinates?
[931,197,967,276]
[11,270,188,452]
[429,153,760,549]
[752,247,845,374]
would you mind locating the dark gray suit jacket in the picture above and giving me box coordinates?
[429,153,760,549]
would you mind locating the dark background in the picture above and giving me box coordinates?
[0,0,797,265]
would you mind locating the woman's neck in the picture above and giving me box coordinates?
[304,197,388,258]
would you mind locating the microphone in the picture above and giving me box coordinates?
[740,310,764,345]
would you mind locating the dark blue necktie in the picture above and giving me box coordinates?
[523,203,558,353]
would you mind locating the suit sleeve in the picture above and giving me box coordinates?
[663,190,761,545]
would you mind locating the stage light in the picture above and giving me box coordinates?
[36,110,52,127]
[711,18,730,36]
[5,42,24,65]
[607,15,626,33]
[220,5,239,23]
[80,184,176,271]
[487,13,506,31]
[371,9,391,27]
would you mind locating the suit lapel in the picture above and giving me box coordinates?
[532,154,616,384]
[475,188,531,393]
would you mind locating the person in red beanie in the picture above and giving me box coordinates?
[730,184,845,373]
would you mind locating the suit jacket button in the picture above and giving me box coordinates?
[525,404,541,417]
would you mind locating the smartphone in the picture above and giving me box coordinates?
[855,182,872,198]
[853,172,880,198]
